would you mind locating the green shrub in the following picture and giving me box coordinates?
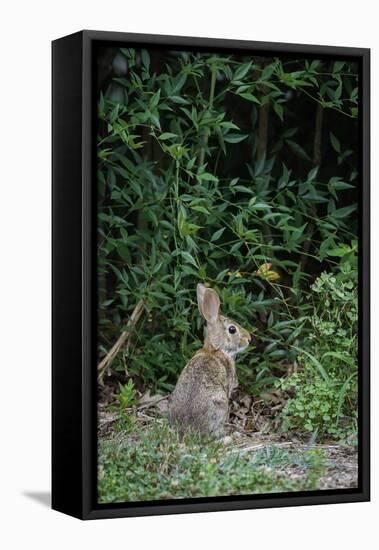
[278,256,358,441]
[96,47,359,405]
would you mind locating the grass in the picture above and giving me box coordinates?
[98,419,326,503]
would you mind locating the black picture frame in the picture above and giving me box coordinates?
[52,30,370,520]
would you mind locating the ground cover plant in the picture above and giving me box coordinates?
[96,45,359,503]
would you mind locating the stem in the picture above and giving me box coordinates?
[170,161,180,260]
[299,102,324,274]
[300,87,356,119]
[313,103,324,165]
[257,100,270,160]
[198,64,217,167]
[256,82,272,252]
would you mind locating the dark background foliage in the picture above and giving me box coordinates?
[96,46,358,441]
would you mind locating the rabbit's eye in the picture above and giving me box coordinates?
[228,325,237,334]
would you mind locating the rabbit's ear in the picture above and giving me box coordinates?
[196,283,207,317]
[202,288,220,323]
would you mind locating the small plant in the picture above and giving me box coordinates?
[108,379,137,433]
[279,371,357,440]
[116,379,137,409]
[278,262,358,442]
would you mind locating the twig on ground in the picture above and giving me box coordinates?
[231,441,294,454]
[137,395,168,411]
[229,440,350,455]
[98,413,119,425]
[137,411,160,422]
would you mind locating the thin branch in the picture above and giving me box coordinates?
[198,64,217,167]
[313,102,324,165]
[299,102,324,273]
[257,100,270,160]
[97,298,145,385]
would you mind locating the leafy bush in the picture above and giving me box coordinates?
[96,46,359,437]
[278,252,358,441]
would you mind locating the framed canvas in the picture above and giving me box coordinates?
[52,30,370,520]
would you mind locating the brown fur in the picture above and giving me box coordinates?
[168,284,251,439]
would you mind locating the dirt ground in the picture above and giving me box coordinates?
[98,389,358,491]
[225,431,358,489]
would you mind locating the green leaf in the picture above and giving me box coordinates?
[141,49,150,71]
[302,193,328,203]
[322,351,354,367]
[253,153,266,177]
[197,172,218,182]
[233,62,252,81]
[109,104,120,123]
[286,139,311,161]
[267,349,287,358]
[273,102,284,121]
[330,132,341,153]
[99,91,105,114]
[159,132,178,140]
[150,89,161,108]
[234,185,254,194]
[335,373,356,421]
[291,345,330,382]
[210,227,226,242]
[261,63,276,81]
[216,127,226,155]
[224,134,249,143]
[239,92,260,104]
[190,205,210,214]
[170,95,189,104]
[172,73,187,93]
[220,121,240,130]
[117,242,131,262]
[307,166,319,182]
[180,250,199,268]
[252,202,271,210]
[331,205,357,219]
[186,157,197,170]
[333,61,345,73]
[329,181,354,191]
[191,107,198,129]
[149,113,161,129]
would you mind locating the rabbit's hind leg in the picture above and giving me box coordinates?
[204,392,229,439]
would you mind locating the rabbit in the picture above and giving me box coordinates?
[168,283,251,439]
